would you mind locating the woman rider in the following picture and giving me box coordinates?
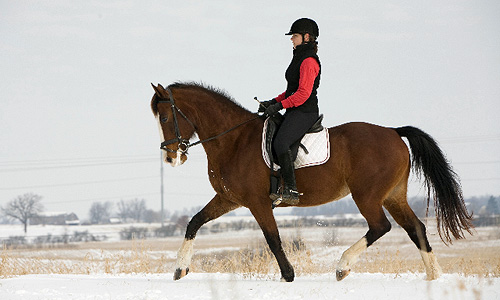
[259,18,321,205]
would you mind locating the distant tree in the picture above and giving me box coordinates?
[486,196,499,215]
[117,199,147,222]
[175,215,190,231]
[117,200,131,222]
[143,209,159,223]
[129,198,146,222]
[1,193,44,233]
[89,201,113,224]
[290,197,359,216]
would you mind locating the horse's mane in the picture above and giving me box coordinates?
[168,82,251,113]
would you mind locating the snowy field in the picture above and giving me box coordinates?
[2,273,499,300]
[1,221,499,299]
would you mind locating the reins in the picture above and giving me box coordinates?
[157,87,259,154]
[189,116,260,148]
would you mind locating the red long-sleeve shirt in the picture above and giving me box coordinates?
[274,57,320,109]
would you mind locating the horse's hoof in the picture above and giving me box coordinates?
[173,267,189,280]
[280,276,294,282]
[425,269,441,281]
[336,269,350,281]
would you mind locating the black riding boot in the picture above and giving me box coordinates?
[275,150,300,205]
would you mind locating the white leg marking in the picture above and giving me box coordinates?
[420,250,442,280]
[176,239,195,269]
[337,237,368,272]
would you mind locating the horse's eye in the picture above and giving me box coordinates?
[161,116,168,123]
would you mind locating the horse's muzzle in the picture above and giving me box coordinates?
[162,149,186,167]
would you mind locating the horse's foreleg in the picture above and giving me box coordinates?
[250,203,295,282]
[174,194,240,280]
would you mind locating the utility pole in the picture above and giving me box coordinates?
[160,151,164,228]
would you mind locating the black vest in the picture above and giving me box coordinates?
[284,43,321,113]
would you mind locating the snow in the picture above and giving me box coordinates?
[1,223,499,299]
[2,272,499,300]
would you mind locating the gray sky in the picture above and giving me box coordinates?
[1,1,499,220]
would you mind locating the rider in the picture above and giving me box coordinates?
[259,18,321,205]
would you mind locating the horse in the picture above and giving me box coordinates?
[150,82,473,282]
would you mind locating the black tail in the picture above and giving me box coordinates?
[394,126,474,244]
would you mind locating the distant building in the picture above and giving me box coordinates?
[31,212,80,226]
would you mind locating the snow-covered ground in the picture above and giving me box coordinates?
[1,221,500,299]
[2,272,499,300]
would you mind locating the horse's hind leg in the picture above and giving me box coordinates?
[174,194,240,280]
[336,194,392,281]
[384,193,442,280]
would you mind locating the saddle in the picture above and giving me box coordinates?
[262,114,330,208]
[264,114,325,168]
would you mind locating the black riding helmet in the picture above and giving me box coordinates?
[285,18,319,38]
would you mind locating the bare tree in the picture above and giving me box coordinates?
[143,209,161,223]
[130,198,146,222]
[1,193,44,233]
[117,199,131,222]
[89,201,113,224]
[117,199,147,223]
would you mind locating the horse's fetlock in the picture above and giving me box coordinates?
[173,267,189,280]
[282,273,294,282]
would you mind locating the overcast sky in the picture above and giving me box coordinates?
[1,1,499,220]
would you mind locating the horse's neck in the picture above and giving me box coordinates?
[181,91,259,157]
[186,93,254,139]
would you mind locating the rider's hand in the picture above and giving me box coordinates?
[263,102,283,118]
[257,99,277,113]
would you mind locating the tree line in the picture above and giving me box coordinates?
[2,192,499,234]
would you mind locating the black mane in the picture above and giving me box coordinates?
[168,81,250,112]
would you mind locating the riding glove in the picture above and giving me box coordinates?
[263,102,283,118]
[258,98,277,113]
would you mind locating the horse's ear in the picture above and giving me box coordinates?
[151,83,167,97]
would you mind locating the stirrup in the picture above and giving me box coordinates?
[270,192,280,202]
[271,190,301,208]
[281,189,300,205]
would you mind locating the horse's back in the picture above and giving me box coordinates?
[329,122,408,154]
[328,122,410,187]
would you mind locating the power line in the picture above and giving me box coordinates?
[454,160,500,165]
[0,152,207,172]
[0,175,158,191]
[0,158,158,172]
[43,193,161,204]
[439,134,500,144]
[461,177,500,182]
[41,191,214,205]
[0,154,158,165]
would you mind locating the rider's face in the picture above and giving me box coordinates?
[290,33,310,49]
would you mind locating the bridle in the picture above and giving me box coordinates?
[156,88,193,154]
[156,87,259,155]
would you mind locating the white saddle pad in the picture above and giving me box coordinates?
[261,118,331,171]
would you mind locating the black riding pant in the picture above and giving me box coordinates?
[273,109,319,156]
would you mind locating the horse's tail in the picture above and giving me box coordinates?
[394,126,474,244]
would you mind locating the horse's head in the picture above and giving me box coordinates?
[151,83,195,167]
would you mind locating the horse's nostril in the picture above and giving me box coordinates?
[166,157,173,163]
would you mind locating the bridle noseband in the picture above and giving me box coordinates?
[156,87,259,156]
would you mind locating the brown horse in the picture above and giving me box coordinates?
[150,82,473,282]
